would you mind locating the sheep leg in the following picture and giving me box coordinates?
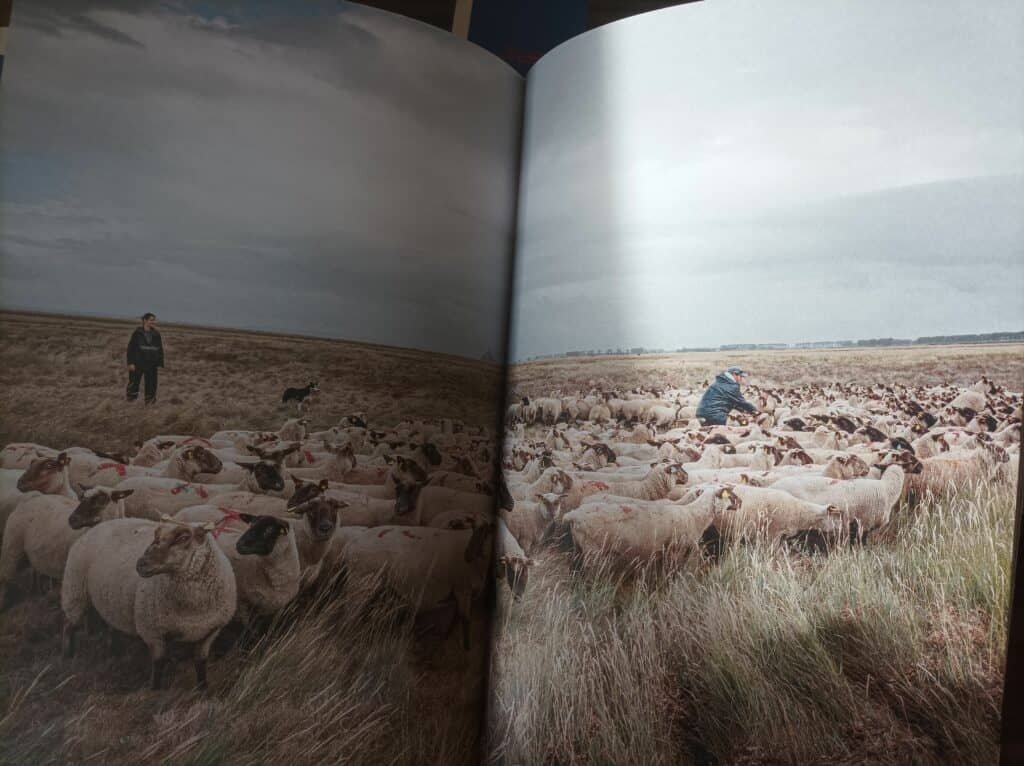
[0,515,28,610]
[699,525,723,564]
[62,617,80,658]
[848,521,862,547]
[194,658,208,691]
[149,640,169,690]
[193,629,219,692]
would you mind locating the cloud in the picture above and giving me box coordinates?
[511,0,1024,359]
[1,1,523,359]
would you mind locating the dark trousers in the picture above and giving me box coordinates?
[127,366,159,404]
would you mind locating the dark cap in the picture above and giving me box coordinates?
[727,366,746,375]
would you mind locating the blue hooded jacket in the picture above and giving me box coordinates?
[696,372,757,425]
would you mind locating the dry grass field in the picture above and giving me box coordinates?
[510,344,1024,396]
[0,311,502,451]
[0,311,503,765]
[486,345,1022,766]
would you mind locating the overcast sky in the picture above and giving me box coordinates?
[511,0,1023,360]
[0,1,522,359]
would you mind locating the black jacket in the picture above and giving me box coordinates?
[696,373,756,424]
[127,327,164,368]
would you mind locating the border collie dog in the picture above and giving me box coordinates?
[282,380,319,405]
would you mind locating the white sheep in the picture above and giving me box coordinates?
[564,488,723,570]
[175,496,347,590]
[712,484,845,545]
[1,452,78,535]
[61,517,237,690]
[772,464,907,542]
[336,523,493,648]
[213,512,301,627]
[563,463,687,511]
[0,487,134,606]
[497,493,564,554]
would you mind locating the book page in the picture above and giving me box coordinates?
[0,2,521,763]
[492,0,1023,762]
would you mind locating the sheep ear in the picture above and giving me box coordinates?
[111,489,134,501]
[318,479,330,491]
[238,513,255,524]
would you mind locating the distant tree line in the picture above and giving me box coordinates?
[525,331,1024,361]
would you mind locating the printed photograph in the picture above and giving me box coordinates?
[0,2,522,763]
[490,1,1023,763]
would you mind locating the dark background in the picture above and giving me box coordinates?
[362,0,696,73]
[360,0,690,32]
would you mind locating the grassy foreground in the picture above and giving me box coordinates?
[487,482,1015,765]
[1,570,490,764]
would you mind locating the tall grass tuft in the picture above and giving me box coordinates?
[487,483,1015,765]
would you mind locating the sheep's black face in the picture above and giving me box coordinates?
[394,481,422,516]
[69,490,110,529]
[254,461,285,492]
[236,516,289,556]
[421,442,443,466]
[395,457,428,484]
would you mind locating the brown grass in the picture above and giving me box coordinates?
[509,344,1024,397]
[0,310,502,451]
[0,311,502,765]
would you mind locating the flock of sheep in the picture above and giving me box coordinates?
[0,374,1019,693]
[499,376,1019,574]
[0,413,509,691]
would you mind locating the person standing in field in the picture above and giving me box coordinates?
[696,366,757,426]
[126,312,164,404]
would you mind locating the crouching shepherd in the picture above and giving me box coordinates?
[696,366,757,426]
[126,312,164,405]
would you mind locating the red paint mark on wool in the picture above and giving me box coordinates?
[303,450,317,464]
[378,528,393,538]
[98,462,128,476]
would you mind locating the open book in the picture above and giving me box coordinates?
[1,1,1021,763]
